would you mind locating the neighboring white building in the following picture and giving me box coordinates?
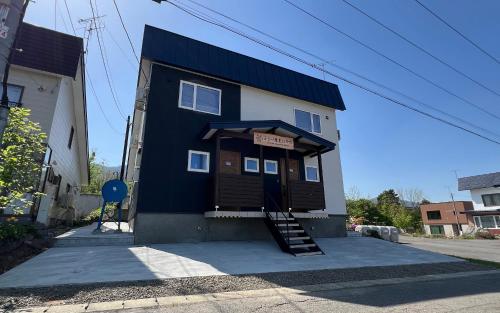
[458,172,500,236]
[3,23,89,224]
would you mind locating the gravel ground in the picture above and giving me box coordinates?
[0,261,491,310]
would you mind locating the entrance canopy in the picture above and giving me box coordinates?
[200,120,336,156]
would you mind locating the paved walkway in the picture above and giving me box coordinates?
[0,237,459,288]
[399,235,500,262]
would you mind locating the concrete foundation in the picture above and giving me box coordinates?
[133,213,347,244]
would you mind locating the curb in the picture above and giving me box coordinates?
[13,270,499,313]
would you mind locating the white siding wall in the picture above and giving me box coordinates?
[48,76,81,202]
[7,66,60,135]
[240,85,346,215]
[470,187,500,211]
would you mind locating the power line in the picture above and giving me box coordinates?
[104,27,139,70]
[282,0,500,121]
[63,0,77,35]
[62,0,124,135]
[340,0,500,98]
[89,0,127,120]
[112,0,148,82]
[180,0,500,139]
[86,69,124,135]
[413,0,500,66]
[164,0,500,146]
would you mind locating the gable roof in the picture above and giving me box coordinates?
[12,23,83,78]
[141,25,345,111]
[458,172,500,191]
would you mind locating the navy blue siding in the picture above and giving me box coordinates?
[142,25,345,111]
[136,64,241,214]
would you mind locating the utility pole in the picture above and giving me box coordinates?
[447,186,462,236]
[0,0,29,145]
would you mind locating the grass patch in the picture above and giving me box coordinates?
[454,257,500,269]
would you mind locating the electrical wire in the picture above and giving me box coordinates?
[180,0,500,139]
[413,0,500,66]
[89,0,127,120]
[165,0,500,146]
[62,0,124,135]
[340,0,500,97]
[112,0,148,82]
[282,0,500,121]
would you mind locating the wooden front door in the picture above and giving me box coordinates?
[220,150,241,174]
[279,158,299,209]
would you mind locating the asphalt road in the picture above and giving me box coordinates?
[103,272,500,313]
[399,235,500,262]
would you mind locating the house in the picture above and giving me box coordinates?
[125,26,347,254]
[458,172,500,235]
[420,201,474,237]
[2,23,89,225]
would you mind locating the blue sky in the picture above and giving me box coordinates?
[24,0,500,202]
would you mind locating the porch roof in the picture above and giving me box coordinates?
[200,120,337,155]
[461,209,500,216]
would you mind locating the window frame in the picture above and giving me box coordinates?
[475,215,500,229]
[305,165,320,182]
[244,157,260,173]
[481,193,500,207]
[294,108,321,135]
[426,210,442,220]
[178,80,222,116]
[264,160,278,175]
[187,150,210,173]
[6,83,24,107]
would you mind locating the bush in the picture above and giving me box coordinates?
[0,222,38,241]
[475,231,496,240]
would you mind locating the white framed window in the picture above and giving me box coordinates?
[244,157,259,173]
[294,109,321,134]
[481,193,500,207]
[264,160,278,174]
[305,165,319,182]
[6,84,24,107]
[187,150,210,173]
[178,81,221,115]
[474,215,500,229]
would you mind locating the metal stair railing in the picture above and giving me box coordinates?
[264,193,290,246]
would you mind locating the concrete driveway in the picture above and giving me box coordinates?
[399,235,500,262]
[0,237,459,288]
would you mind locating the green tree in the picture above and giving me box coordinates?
[81,152,116,195]
[0,108,47,212]
[346,199,384,225]
[376,189,402,225]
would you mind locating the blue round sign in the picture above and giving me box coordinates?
[101,179,128,202]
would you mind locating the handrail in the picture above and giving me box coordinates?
[264,193,290,245]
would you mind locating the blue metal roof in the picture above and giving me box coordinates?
[141,25,346,111]
[200,120,336,155]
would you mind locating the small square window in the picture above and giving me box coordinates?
[264,160,278,174]
[6,84,23,107]
[244,157,259,173]
[305,166,319,182]
[188,150,210,173]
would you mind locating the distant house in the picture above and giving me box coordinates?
[458,172,500,235]
[3,23,89,224]
[125,26,347,254]
[420,201,474,237]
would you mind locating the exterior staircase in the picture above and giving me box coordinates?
[264,194,324,256]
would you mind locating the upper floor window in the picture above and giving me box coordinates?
[179,81,221,115]
[426,211,441,220]
[6,84,24,107]
[294,109,321,134]
[482,193,500,207]
[68,126,74,149]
